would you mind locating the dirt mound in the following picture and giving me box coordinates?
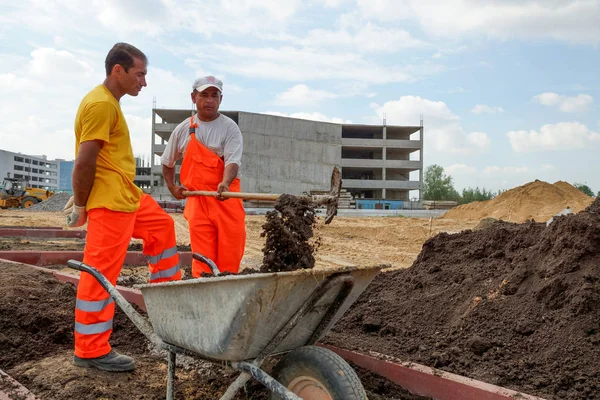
[260,194,318,272]
[326,197,600,400]
[0,263,148,370]
[25,192,72,212]
[443,180,593,222]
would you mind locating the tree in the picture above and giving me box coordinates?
[423,165,460,201]
[460,186,495,204]
[573,182,594,197]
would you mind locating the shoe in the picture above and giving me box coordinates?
[73,349,135,372]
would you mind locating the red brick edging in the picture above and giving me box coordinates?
[321,345,547,400]
[0,369,40,400]
[0,228,85,238]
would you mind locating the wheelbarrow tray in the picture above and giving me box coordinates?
[136,265,382,361]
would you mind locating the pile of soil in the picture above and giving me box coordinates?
[326,198,600,400]
[444,180,593,222]
[25,192,72,212]
[260,194,318,272]
[0,262,421,399]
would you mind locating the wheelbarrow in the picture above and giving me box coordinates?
[67,255,383,400]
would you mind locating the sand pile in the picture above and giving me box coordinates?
[443,180,593,222]
[326,197,600,399]
[25,192,72,212]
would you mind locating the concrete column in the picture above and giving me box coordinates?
[150,109,156,194]
[382,126,387,199]
[419,126,424,203]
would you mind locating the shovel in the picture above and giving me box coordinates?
[183,167,342,224]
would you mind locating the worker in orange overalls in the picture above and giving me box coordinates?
[161,76,246,277]
[64,43,181,372]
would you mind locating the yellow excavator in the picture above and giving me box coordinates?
[0,177,54,209]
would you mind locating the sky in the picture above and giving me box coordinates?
[0,0,599,194]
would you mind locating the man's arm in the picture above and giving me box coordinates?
[216,163,239,200]
[72,140,103,206]
[162,164,186,200]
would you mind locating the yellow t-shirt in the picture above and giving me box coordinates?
[74,85,142,212]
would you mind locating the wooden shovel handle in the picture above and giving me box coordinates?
[182,190,280,201]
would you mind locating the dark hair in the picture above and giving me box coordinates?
[104,43,148,76]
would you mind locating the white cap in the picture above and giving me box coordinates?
[193,76,223,93]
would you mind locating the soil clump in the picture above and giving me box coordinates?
[327,198,600,400]
[260,194,318,272]
[444,180,593,222]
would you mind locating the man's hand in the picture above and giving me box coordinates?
[216,182,230,201]
[168,184,187,200]
[63,196,87,227]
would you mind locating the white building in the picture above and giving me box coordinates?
[0,150,60,191]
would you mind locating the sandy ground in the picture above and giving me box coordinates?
[0,210,477,271]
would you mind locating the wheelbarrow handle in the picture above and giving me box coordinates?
[192,253,221,276]
[66,260,162,346]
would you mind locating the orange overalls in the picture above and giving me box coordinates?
[74,194,181,358]
[181,116,246,277]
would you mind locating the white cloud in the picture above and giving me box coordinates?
[507,122,600,153]
[188,44,442,84]
[2,0,302,39]
[471,104,504,114]
[275,84,338,106]
[27,48,94,79]
[482,166,529,175]
[369,96,490,155]
[445,163,477,175]
[432,45,468,59]
[532,92,593,112]
[354,0,600,44]
[296,23,428,53]
[264,111,351,124]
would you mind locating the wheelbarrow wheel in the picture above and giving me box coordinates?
[269,345,367,400]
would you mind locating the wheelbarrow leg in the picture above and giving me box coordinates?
[219,371,252,400]
[167,351,176,400]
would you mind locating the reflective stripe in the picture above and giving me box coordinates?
[147,246,178,265]
[76,297,114,313]
[74,319,113,335]
[150,264,181,281]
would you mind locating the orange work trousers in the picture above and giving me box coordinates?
[184,195,246,276]
[181,116,246,276]
[74,194,181,358]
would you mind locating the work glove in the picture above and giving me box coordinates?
[63,196,87,227]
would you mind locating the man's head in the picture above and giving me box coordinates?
[105,43,147,97]
[191,76,223,121]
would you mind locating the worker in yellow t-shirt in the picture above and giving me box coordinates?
[64,43,181,372]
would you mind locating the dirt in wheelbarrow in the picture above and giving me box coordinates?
[260,194,321,273]
[326,197,600,400]
[0,261,429,399]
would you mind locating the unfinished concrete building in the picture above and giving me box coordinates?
[150,110,423,207]
[341,123,422,202]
